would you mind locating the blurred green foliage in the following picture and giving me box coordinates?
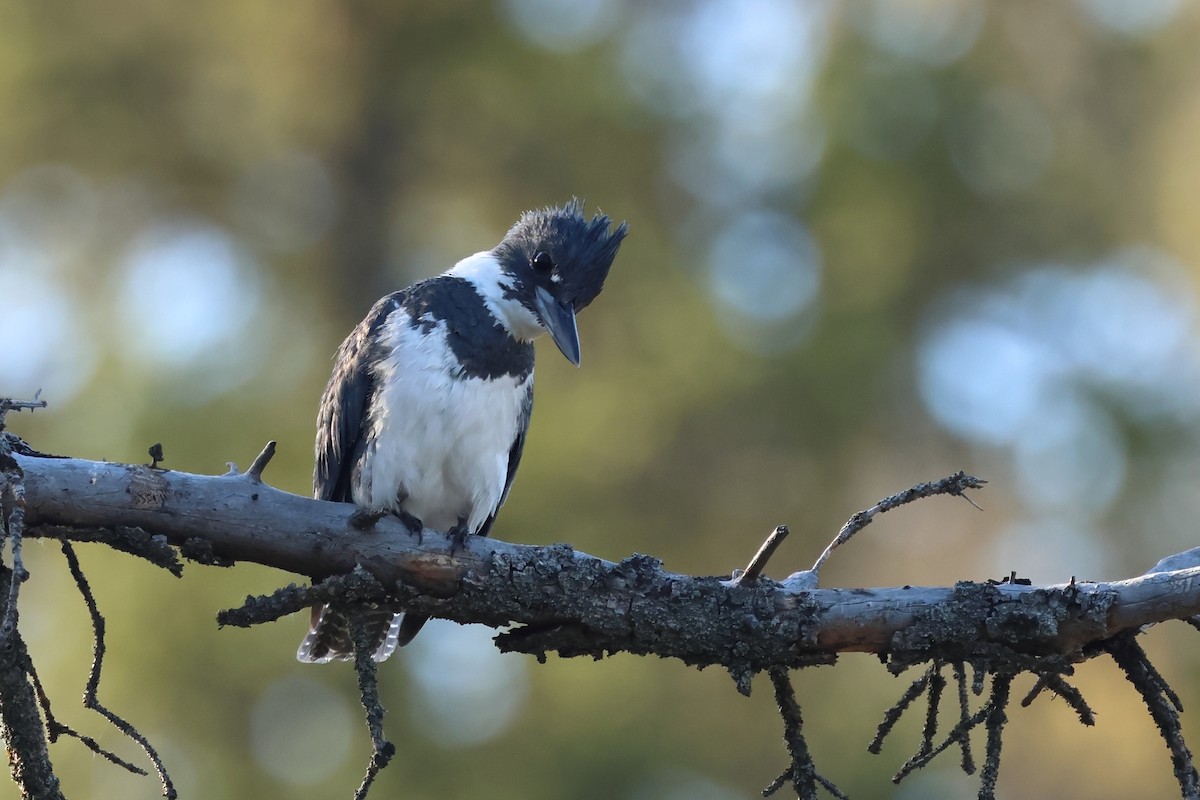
[4,1,1200,798]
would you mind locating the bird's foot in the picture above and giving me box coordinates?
[397,510,425,543]
[349,507,390,530]
[448,520,471,554]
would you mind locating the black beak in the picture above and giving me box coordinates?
[534,286,581,366]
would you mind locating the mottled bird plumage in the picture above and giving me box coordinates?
[297,200,626,663]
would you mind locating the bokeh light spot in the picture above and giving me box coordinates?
[1056,250,1194,388]
[501,0,624,53]
[992,516,1114,582]
[919,252,1200,526]
[250,675,354,785]
[0,163,98,266]
[918,255,1200,447]
[618,0,833,209]
[1077,0,1183,36]
[1011,389,1126,515]
[403,621,529,747]
[0,251,97,403]
[854,0,986,65]
[679,0,827,117]
[707,210,821,324]
[117,221,262,367]
[917,316,1055,445]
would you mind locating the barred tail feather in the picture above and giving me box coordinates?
[297,603,404,663]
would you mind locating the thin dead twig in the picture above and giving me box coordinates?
[810,472,986,578]
[60,541,177,799]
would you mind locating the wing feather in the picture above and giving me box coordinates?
[314,291,406,502]
[302,292,408,663]
[476,380,533,538]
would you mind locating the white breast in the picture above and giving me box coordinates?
[353,311,531,534]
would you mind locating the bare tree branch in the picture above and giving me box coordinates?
[8,446,1200,799]
[12,451,1200,671]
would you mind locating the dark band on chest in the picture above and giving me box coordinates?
[405,277,535,381]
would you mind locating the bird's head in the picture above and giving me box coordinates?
[492,199,628,366]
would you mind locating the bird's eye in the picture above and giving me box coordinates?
[531,251,555,273]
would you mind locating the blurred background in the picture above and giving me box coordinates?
[3,0,1200,797]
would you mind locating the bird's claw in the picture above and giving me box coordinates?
[398,511,425,543]
[448,522,471,554]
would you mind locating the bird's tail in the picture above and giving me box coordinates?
[395,613,429,647]
[296,603,404,663]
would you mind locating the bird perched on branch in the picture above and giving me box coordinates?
[297,200,627,663]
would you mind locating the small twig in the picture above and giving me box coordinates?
[219,583,326,628]
[60,541,177,799]
[1020,674,1095,725]
[1142,648,1184,713]
[763,667,847,799]
[875,662,986,777]
[920,666,946,759]
[0,479,29,647]
[0,394,47,430]
[33,525,184,576]
[1019,674,1049,706]
[246,441,276,483]
[734,525,790,586]
[811,472,986,576]
[350,616,395,800]
[179,537,236,567]
[870,668,931,753]
[885,660,1088,793]
[810,472,986,575]
[953,661,975,772]
[0,565,63,800]
[29,665,148,775]
[0,426,32,646]
[1107,633,1199,799]
[979,673,1012,800]
[893,691,991,782]
[218,568,391,629]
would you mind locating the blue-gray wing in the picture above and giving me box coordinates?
[476,380,533,538]
[314,291,406,502]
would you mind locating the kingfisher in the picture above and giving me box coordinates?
[297,200,627,663]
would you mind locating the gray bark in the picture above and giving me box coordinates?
[13,452,1200,672]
